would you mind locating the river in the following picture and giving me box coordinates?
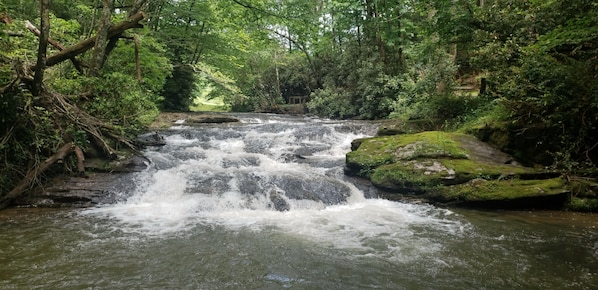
[1,114,597,289]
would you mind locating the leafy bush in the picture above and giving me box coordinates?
[391,41,460,121]
[307,88,356,118]
[82,73,160,136]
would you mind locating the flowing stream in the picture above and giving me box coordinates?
[1,114,597,289]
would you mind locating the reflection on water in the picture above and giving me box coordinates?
[1,114,597,289]
[1,207,596,289]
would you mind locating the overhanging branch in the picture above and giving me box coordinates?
[45,11,145,67]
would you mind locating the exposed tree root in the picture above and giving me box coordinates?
[0,143,73,209]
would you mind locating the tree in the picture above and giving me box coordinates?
[0,0,168,207]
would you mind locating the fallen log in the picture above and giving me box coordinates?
[0,143,73,209]
[45,11,145,67]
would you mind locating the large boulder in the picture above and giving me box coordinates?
[346,131,579,210]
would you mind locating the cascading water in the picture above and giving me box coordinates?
[2,113,597,289]
[85,114,466,252]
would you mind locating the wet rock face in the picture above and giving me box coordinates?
[346,131,574,210]
[136,132,166,147]
[15,173,135,208]
[15,156,148,208]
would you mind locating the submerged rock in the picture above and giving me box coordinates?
[346,131,581,210]
[14,172,133,208]
[269,189,290,212]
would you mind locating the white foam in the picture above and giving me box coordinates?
[83,115,468,259]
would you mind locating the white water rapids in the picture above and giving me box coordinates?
[83,114,467,258]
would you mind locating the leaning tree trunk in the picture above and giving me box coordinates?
[0,143,73,209]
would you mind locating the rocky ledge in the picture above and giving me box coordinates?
[14,154,148,208]
[149,111,239,129]
[346,130,598,211]
[14,112,239,208]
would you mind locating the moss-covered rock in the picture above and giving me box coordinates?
[346,131,596,210]
[433,177,569,209]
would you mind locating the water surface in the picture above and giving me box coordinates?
[1,114,596,289]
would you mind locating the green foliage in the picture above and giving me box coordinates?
[160,64,195,111]
[308,87,356,119]
[82,72,160,135]
[391,40,461,121]
[469,0,598,166]
[308,46,397,119]
[195,62,247,110]
[105,32,171,97]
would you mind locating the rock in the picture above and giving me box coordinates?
[14,154,148,208]
[150,112,239,128]
[269,189,290,212]
[14,172,134,208]
[346,131,576,210]
[135,132,166,147]
[187,115,239,124]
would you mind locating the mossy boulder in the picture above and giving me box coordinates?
[346,131,587,210]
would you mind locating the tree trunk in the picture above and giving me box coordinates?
[74,146,86,176]
[32,0,50,96]
[128,0,150,17]
[89,0,114,76]
[274,50,282,100]
[134,35,142,83]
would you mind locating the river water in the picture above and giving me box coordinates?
[1,114,597,289]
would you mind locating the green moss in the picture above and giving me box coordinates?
[439,159,529,179]
[567,197,598,212]
[346,130,574,208]
[371,158,531,191]
[371,162,445,190]
[439,177,567,202]
[346,135,400,168]
[346,131,469,168]
[393,131,469,159]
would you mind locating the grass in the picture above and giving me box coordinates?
[190,95,230,112]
